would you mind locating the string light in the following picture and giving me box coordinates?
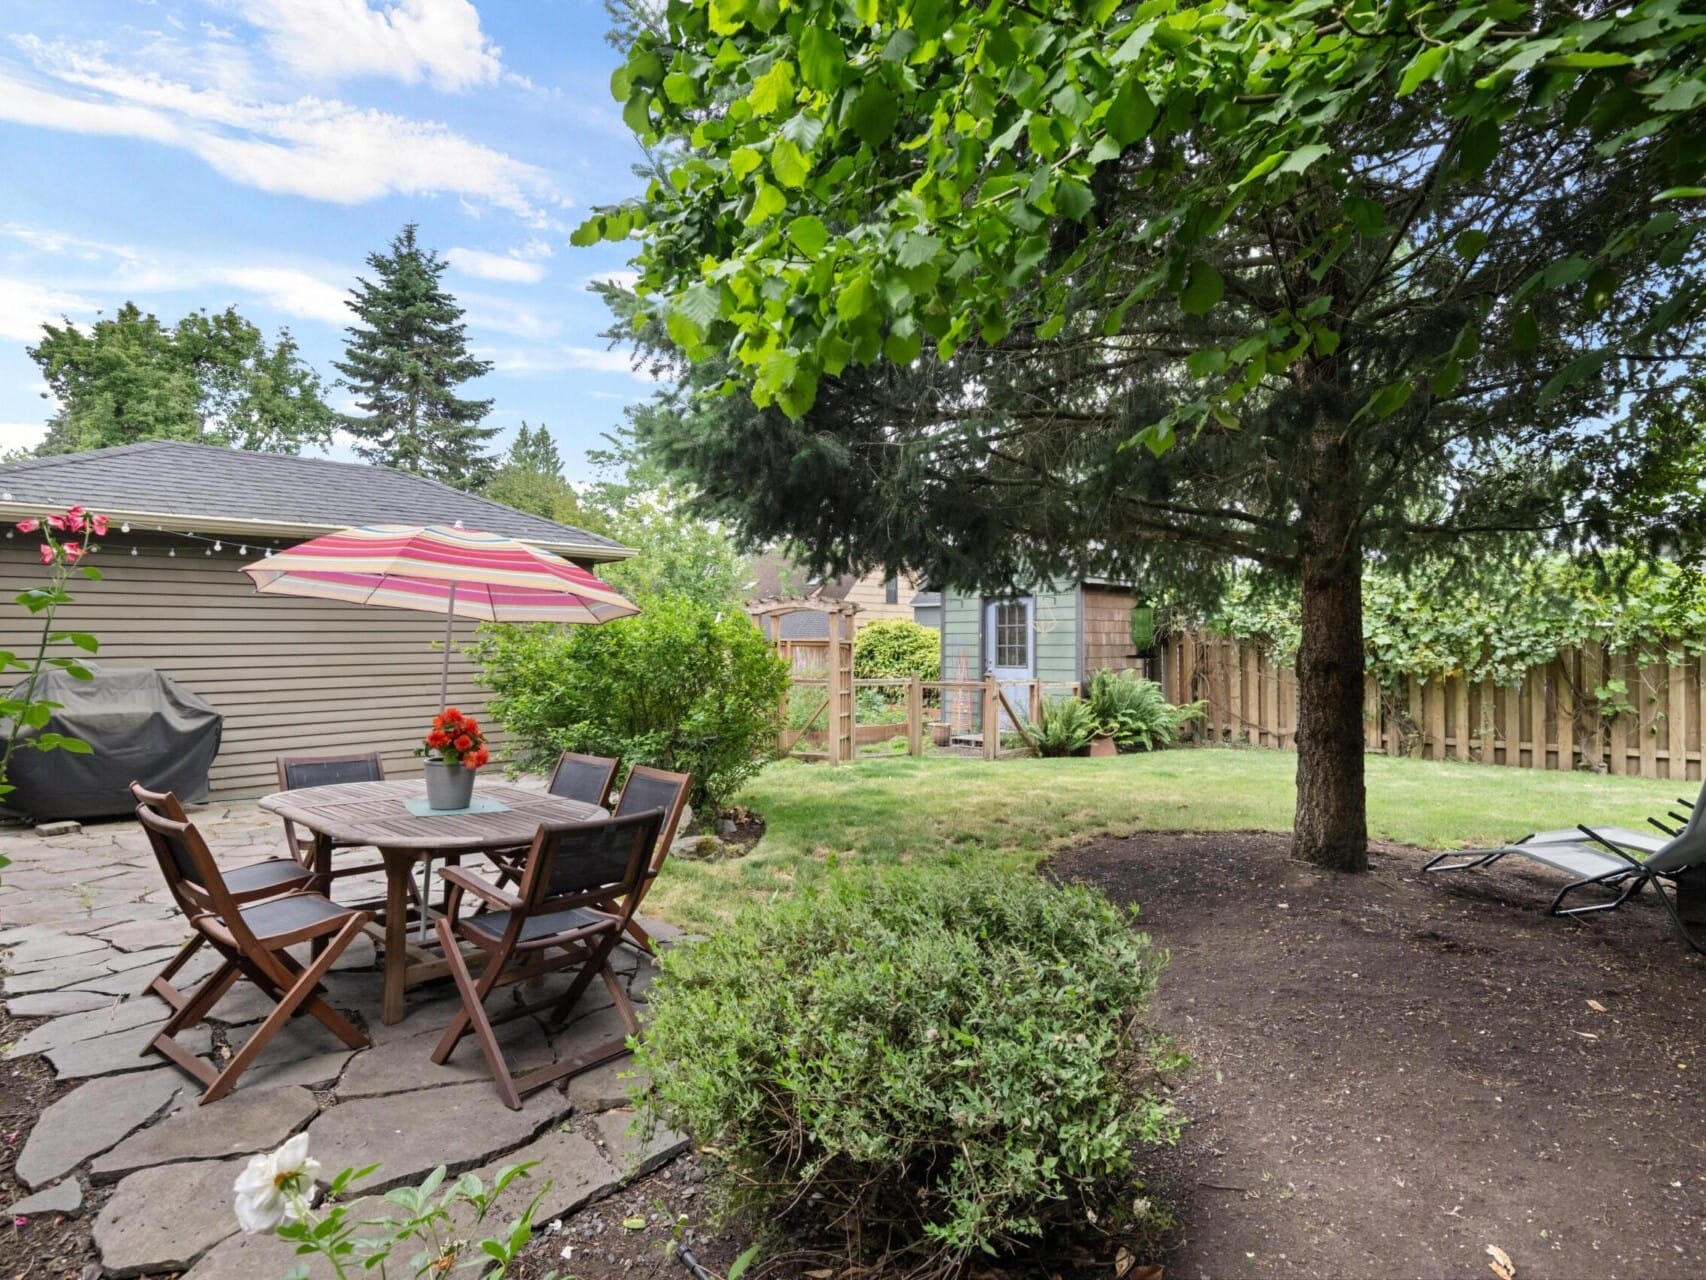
[121,522,130,534]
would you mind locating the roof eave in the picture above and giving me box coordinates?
[0,501,634,561]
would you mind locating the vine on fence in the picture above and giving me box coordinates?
[1184,559,1706,692]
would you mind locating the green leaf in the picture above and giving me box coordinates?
[895,233,942,269]
[1513,310,1540,350]
[663,72,698,106]
[1278,143,1330,175]
[1105,80,1157,147]
[52,632,99,653]
[1457,119,1499,178]
[835,271,877,324]
[730,147,763,180]
[678,282,721,329]
[770,137,811,188]
[1110,20,1156,65]
[1052,177,1094,221]
[1180,261,1223,316]
[708,0,747,36]
[1452,228,1488,259]
[622,92,652,137]
[728,1244,763,1280]
[798,24,847,92]
[744,180,787,226]
[846,80,898,148]
[569,217,603,248]
[749,59,796,116]
[1398,45,1449,97]
[1655,187,1706,201]
[787,215,830,257]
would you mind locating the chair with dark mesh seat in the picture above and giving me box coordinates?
[276,753,405,911]
[547,752,620,808]
[131,782,315,1010]
[430,808,663,1109]
[134,804,370,1103]
[605,766,692,953]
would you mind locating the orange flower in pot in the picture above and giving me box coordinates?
[417,707,488,810]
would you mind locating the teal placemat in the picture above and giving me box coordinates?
[404,795,511,817]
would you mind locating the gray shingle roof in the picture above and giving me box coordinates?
[0,441,627,559]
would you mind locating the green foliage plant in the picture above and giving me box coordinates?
[1029,693,1098,758]
[633,863,1182,1277]
[1085,669,1205,752]
[1,507,105,881]
[852,618,940,682]
[473,595,788,813]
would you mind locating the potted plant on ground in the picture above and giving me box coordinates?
[418,707,489,810]
[930,720,952,747]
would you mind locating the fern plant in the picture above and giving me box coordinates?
[1085,670,1205,752]
[1030,694,1098,757]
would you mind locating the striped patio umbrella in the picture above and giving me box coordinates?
[242,523,638,704]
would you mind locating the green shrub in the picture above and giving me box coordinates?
[853,618,940,682]
[1030,693,1098,756]
[635,864,1181,1275]
[1085,669,1206,751]
[472,597,788,813]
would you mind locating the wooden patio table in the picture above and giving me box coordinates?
[256,779,606,1024]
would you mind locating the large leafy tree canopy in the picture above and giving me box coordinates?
[29,303,335,456]
[337,223,500,490]
[586,0,1706,868]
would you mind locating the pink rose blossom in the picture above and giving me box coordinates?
[37,543,55,565]
[14,518,37,534]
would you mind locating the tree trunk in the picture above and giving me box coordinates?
[1292,421,1368,872]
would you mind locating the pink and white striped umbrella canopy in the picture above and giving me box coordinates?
[242,524,638,703]
[241,523,637,624]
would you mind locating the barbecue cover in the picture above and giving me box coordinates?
[2,667,223,821]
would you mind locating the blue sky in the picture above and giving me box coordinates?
[0,0,656,482]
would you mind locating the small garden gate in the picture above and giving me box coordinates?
[749,598,858,764]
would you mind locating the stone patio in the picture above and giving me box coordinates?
[0,790,687,1277]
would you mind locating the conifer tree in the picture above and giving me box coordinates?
[336,224,498,489]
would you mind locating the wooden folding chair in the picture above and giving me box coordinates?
[134,804,371,1104]
[131,782,314,1011]
[606,766,692,954]
[430,808,664,1110]
[486,752,621,882]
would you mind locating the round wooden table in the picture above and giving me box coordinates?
[257,779,605,1023]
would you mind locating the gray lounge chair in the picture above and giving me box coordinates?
[1424,784,1706,954]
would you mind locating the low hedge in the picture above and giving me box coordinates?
[633,863,1182,1275]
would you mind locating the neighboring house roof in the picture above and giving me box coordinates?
[744,550,850,602]
[0,441,628,560]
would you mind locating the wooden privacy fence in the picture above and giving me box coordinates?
[1160,632,1706,781]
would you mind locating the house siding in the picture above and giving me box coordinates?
[0,536,497,800]
[938,585,1082,686]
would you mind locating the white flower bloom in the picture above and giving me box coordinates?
[233,1133,321,1234]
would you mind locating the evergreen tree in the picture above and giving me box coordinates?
[482,422,588,523]
[335,224,498,489]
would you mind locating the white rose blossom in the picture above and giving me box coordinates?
[233,1133,321,1234]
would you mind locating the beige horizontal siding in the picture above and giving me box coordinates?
[0,536,505,800]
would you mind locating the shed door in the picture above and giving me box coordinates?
[985,596,1034,725]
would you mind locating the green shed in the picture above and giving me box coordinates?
[938,580,1152,725]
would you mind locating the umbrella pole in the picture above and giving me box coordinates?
[439,582,456,708]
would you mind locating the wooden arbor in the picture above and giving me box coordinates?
[749,598,858,764]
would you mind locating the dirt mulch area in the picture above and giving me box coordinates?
[0,1008,93,1280]
[1046,831,1706,1280]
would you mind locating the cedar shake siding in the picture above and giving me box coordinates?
[0,536,496,799]
[1081,586,1145,674]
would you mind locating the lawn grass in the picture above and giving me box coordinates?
[646,746,1691,931]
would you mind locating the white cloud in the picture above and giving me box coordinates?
[0,277,96,342]
[239,0,502,91]
[446,244,548,284]
[0,421,49,452]
[216,266,351,325]
[584,268,639,291]
[479,344,664,381]
[0,39,555,220]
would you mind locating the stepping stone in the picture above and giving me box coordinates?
[238,1049,354,1092]
[550,1003,635,1064]
[186,1198,386,1280]
[305,1080,568,1192]
[230,1019,357,1091]
[477,1127,621,1223]
[6,1179,84,1218]
[1,933,110,969]
[336,1019,553,1099]
[4,989,120,1018]
[16,1069,183,1188]
[3,960,116,995]
[590,1108,689,1179]
[94,1158,244,1276]
[92,1086,319,1180]
[47,1021,211,1080]
[96,919,193,953]
[565,1056,647,1113]
[11,996,169,1057]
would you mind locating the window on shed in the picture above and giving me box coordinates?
[884,577,899,604]
[992,600,1029,668]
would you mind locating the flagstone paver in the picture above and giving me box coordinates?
[92,1085,320,1179]
[305,1080,570,1191]
[16,1069,184,1188]
[1,788,687,1278]
[46,1020,212,1079]
[591,1108,690,1179]
[6,1178,85,1218]
[93,1158,246,1277]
